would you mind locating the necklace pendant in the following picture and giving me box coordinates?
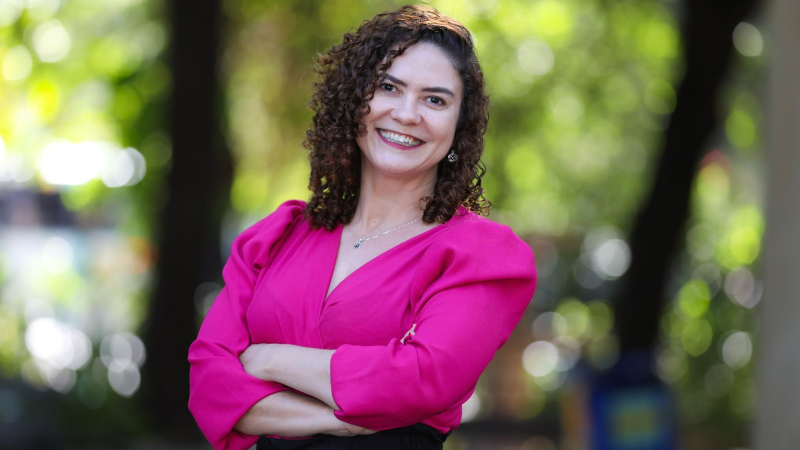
[354,239,362,249]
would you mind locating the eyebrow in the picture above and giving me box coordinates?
[384,74,455,97]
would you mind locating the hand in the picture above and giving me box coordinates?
[240,343,339,410]
[326,417,377,437]
[239,343,275,380]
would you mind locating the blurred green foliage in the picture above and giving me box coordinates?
[0,0,764,446]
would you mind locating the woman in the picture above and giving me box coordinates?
[188,5,537,450]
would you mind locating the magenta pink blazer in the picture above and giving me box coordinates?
[188,200,537,449]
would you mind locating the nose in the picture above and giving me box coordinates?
[390,96,421,125]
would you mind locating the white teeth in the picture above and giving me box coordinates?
[379,129,422,146]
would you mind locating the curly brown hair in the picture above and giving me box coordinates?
[303,4,491,230]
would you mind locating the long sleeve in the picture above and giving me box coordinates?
[188,200,305,450]
[329,219,537,430]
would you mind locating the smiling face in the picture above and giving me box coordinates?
[356,42,463,185]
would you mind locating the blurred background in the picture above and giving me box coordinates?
[1,0,796,449]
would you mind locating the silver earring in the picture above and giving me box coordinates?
[447,149,458,163]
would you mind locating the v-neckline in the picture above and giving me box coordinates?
[322,220,449,302]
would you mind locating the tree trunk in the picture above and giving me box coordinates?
[140,0,231,440]
[614,0,760,354]
[754,0,800,447]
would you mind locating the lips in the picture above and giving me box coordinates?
[378,129,423,147]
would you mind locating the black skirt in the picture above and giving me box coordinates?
[256,424,448,450]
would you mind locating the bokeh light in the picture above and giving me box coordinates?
[2,45,33,83]
[720,331,753,370]
[523,340,560,378]
[531,312,567,341]
[100,332,146,397]
[518,40,555,76]
[656,346,688,384]
[585,334,619,370]
[724,267,762,308]
[586,300,613,338]
[677,279,711,319]
[704,364,734,399]
[732,22,763,57]
[0,0,24,26]
[25,317,92,371]
[681,318,714,357]
[460,391,481,423]
[38,141,146,187]
[26,0,62,20]
[554,299,590,342]
[582,227,631,280]
[31,20,72,62]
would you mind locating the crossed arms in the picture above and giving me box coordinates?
[233,344,371,437]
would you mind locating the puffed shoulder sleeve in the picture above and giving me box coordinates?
[329,218,537,430]
[188,200,305,450]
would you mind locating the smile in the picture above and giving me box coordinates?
[378,129,423,147]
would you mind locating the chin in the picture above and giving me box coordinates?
[376,165,419,178]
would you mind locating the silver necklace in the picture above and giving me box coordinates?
[345,218,421,249]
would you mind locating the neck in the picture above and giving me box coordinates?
[350,161,437,233]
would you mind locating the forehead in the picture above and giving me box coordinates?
[385,42,462,96]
